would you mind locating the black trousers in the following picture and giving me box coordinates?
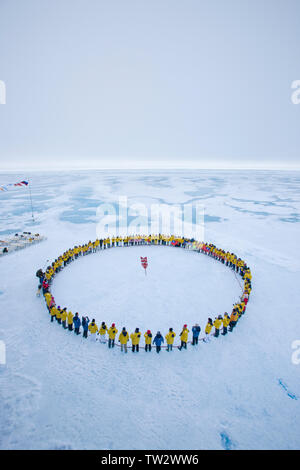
[68,324,73,331]
[156,345,161,353]
[62,320,67,329]
[192,336,199,345]
[229,321,237,331]
[51,315,55,322]
[145,344,152,352]
[132,344,139,352]
[167,344,173,351]
[108,338,115,348]
[83,330,88,338]
[222,327,228,335]
[178,341,187,350]
[214,329,220,337]
[74,327,80,335]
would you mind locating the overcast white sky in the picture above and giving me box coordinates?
[0,0,299,170]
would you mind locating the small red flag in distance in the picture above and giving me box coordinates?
[140,257,148,273]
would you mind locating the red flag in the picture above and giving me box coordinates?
[140,256,148,274]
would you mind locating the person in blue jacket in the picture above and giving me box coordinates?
[82,316,90,339]
[73,312,81,335]
[192,323,201,345]
[153,331,164,353]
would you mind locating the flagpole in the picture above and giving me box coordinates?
[28,179,35,222]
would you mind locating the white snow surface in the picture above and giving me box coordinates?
[0,169,300,450]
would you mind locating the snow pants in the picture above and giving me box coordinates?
[145,344,152,352]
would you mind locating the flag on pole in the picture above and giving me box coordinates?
[0,180,34,220]
[14,181,28,187]
[140,256,148,275]
[0,180,29,191]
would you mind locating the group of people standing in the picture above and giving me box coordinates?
[37,233,252,354]
[42,303,204,353]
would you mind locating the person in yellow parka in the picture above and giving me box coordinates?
[107,323,118,348]
[213,315,223,337]
[98,322,107,343]
[165,328,176,351]
[50,305,58,323]
[67,311,74,331]
[118,327,129,353]
[204,318,213,341]
[178,324,189,350]
[229,309,239,331]
[144,330,152,352]
[61,307,68,329]
[222,313,230,335]
[130,328,141,352]
[56,306,62,324]
[44,292,52,309]
[88,319,98,341]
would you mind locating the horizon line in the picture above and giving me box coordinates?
[0,162,300,172]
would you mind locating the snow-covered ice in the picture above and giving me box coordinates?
[0,169,300,450]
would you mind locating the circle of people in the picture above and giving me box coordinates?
[36,234,252,353]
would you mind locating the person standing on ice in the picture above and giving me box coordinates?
[36,268,44,285]
[82,316,90,338]
[178,325,189,350]
[61,308,68,329]
[213,316,223,337]
[192,324,201,345]
[67,311,73,331]
[98,321,107,343]
[44,292,52,311]
[165,328,176,351]
[130,328,141,352]
[144,330,152,352]
[42,279,49,294]
[73,313,81,335]
[56,306,62,324]
[50,305,58,322]
[229,309,239,331]
[118,327,129,353]
[222,313,230,335]
[242,292,249,306]
[153,331,164,353]
[88,319,98,340]
[204,318,213,340]
[107,323,118,348]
